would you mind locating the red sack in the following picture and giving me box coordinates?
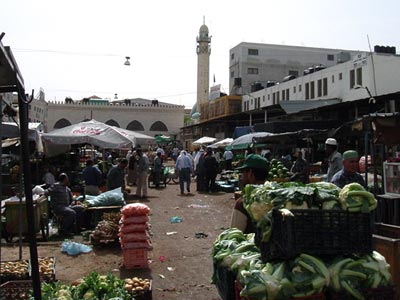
[120,215,149,224]
[119,223,149,233]
[120,232,149,242]
[121,203,150,216]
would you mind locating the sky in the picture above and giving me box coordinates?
[1,0,400,109]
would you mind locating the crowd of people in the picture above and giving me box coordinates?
[40,137,370,237]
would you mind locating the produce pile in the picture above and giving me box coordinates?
[243,181,377,242]
[212,229,392,300]
[92,212,120,241]
[267,159,290,180]
[0,260,29,282]
[30,272,151,300]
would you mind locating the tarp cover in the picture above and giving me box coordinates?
[42,119,154,150]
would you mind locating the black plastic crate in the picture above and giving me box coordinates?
[214,264,236,300]
[326,286,395,300]
[0,280,32,300]
[256,209,374,261]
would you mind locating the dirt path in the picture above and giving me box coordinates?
[1,180,236,300]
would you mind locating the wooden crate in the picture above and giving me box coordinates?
[373,223,400,300]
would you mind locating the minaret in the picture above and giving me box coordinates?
[196,18,211,115]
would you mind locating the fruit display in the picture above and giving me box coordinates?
[0,260,29,282]
[268,159,290,180]
[124,277,152,295]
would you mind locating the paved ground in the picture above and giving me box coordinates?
[1,177,236,300]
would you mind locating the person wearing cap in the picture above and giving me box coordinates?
[230,154,269,234]
[325,138,343,182]
[331,150,366,188]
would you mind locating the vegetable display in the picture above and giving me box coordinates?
[0,260,29,281]
[32,272,151,300]
[243,181,378,243]
[268,159,290,180]
[212,229,393,300]
[338,183,378,212]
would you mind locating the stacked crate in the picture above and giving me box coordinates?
[119,203,152,269]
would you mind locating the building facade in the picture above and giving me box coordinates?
[229,42,364,96]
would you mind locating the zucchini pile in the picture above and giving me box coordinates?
[212,229,393,300]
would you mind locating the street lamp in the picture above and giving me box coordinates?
[354,85,376,104]
[124,56,131,66]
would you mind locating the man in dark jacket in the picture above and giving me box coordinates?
[203,147,219,193]
[46,173,86,236]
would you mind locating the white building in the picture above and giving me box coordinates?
[43,97,185,138]
[229,42,364,96]
[243,51,400,117]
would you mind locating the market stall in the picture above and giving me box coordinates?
[212,181,397,299]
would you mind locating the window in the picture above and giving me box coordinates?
[231,53,234,60]
[282,90,285,100]
[299,85,302,92]
[273,93,276,105]
[286,89,289,101]
[289,70,299,77]
[277,91,280,102]
[310,81,315,99]
[251,98,253,105]
[350,69,355,88]
[339,73,343,80]
[293,86,296,93]
[230,71,234,78]
[323,78,328,96]
[268,94,270,101]
[305,83,310,100]
[262,95,265,102]
[327,54,335,61]
[332,75,335,83]
[317,79,322,97]
[356,67,362,86]
[248,48,259,55]
[247,68,259,75]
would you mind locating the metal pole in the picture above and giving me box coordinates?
[17,89,42,299]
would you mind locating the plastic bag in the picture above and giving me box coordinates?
[61,241,92,255]
[32,185,45,195]
[84,187,125,207]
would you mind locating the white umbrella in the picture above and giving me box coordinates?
[209,138,234,148]
[227,132,274,150]
[192,136,217,145]
[42,119,154,149]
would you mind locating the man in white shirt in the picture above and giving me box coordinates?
[223,149,234,170]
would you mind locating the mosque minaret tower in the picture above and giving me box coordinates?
[196,19,211,116]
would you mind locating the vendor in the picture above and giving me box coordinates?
[230,154,268,234]
[331,150,366,188]
[290,151,309,184]
[45,173,87,237]
[82,159,103,196]
[325,138,343,182]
